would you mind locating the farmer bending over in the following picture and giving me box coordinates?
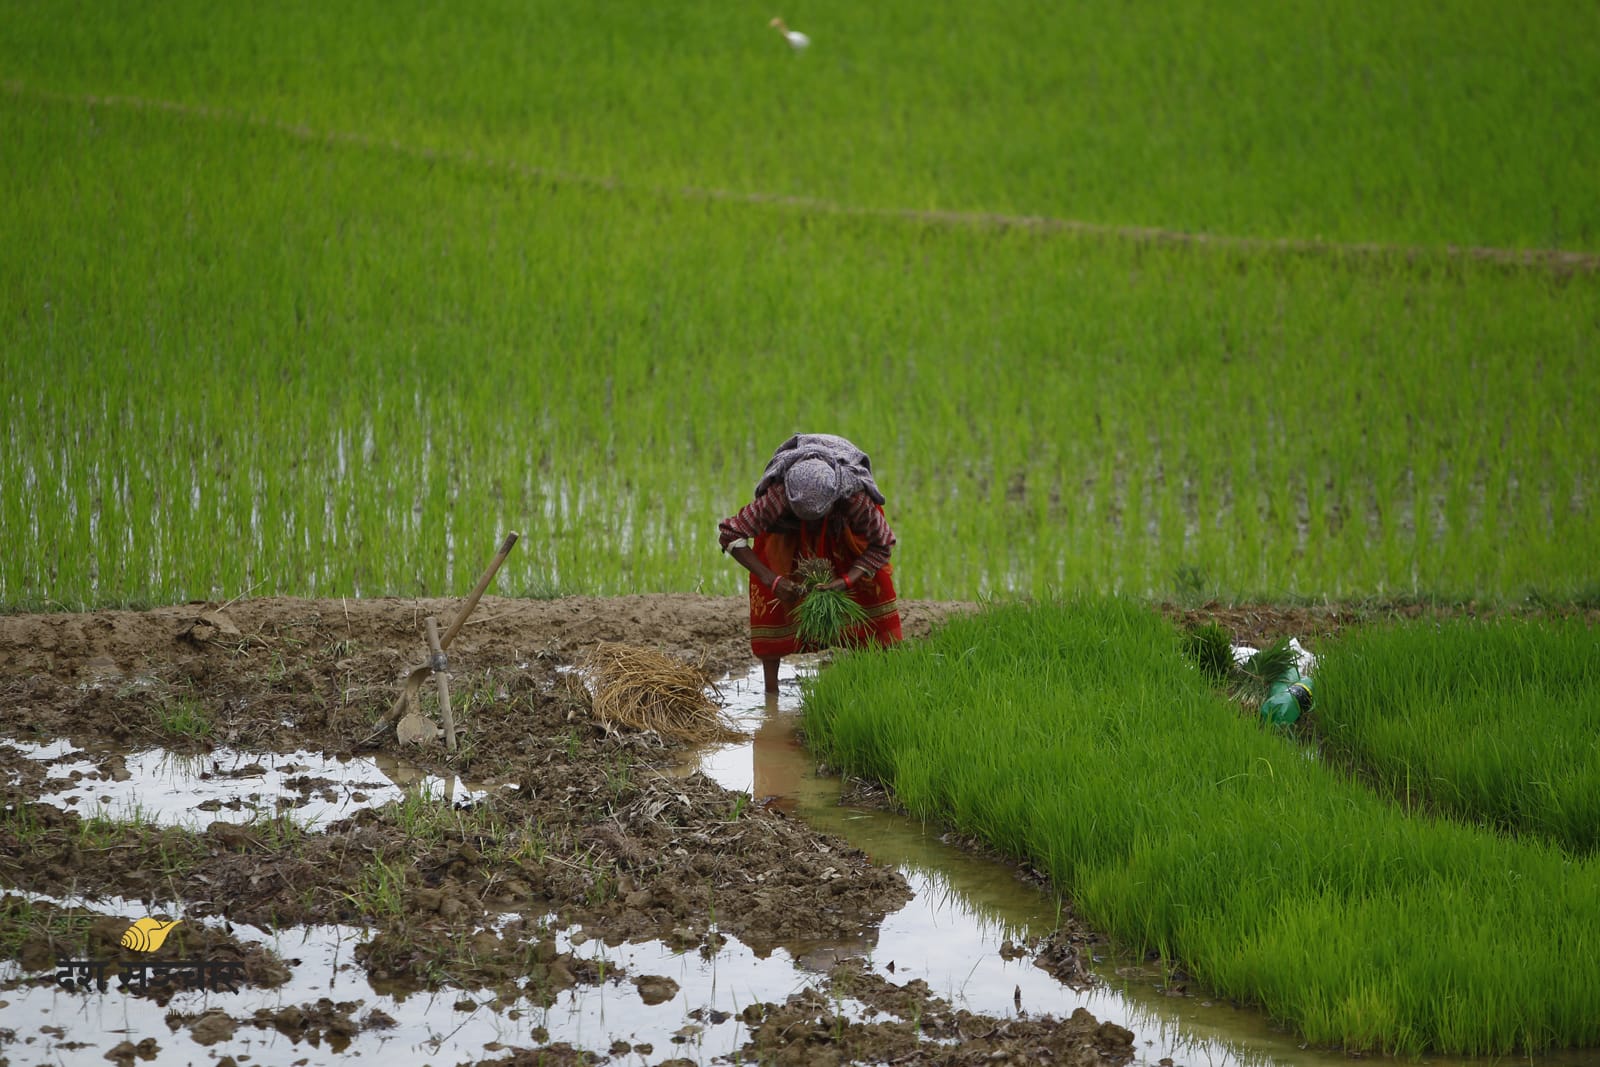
[718,433,903,692]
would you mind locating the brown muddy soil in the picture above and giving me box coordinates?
[0,593,1350,1065]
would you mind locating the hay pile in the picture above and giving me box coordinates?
[575,643,744,743]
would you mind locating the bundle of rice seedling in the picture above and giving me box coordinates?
[793,556,869,649]
[1239,636,1298,689]
[1180,629,1310,719]
[576,643,743,742]
[1181,621,1234,682]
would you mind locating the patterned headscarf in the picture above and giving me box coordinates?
[756,433,886,514]
[783,458,840,520]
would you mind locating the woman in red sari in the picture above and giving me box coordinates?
[718,434,903,692]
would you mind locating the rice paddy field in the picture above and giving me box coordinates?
[803,601,1600,1056]
[1313,618,1600,854]
[4,0,1600,608]
[6,3,1600,1063]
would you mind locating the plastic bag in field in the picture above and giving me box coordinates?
[1231,637,1317,674]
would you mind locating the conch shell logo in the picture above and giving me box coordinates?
[119,918,182,953]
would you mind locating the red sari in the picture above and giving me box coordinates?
[747,511,902,659]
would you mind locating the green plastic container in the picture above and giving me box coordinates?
[1261,666,1314,726]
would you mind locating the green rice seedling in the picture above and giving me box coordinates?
[4,86,1597,608]
[1180,621,1233,683]
[793,557,868,649]
[1239,637,1297,691]
[4,0,1598,247]
[2,2,1599,609]
[1314,617,1600,854]
[804,598,1600,1055]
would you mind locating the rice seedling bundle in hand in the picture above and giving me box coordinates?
[793,556,869,649]
[576,642,743,742]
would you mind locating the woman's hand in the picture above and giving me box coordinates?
[771,575,804,604]
[817,577,850,594]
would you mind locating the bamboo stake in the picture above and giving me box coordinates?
[426,615,456,752]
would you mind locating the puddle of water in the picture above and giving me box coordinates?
[682,660,1598,1067]
[0,741,497,830]
[2,889,895,1066]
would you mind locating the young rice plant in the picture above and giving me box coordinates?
[803,598,1600,1056]
[793,556,869,649]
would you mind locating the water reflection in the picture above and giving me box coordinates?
[0,740,497,830]
[750,692,801,813]
[1,889,899,1066]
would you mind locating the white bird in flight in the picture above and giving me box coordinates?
[770,17,810,50]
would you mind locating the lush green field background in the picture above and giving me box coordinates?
[4,1,1598,607]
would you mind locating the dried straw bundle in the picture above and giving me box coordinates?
[576,643,743,742]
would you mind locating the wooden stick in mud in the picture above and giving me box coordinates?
[369,531,519,738]
[439,530,520,649]
[426,615,456,753]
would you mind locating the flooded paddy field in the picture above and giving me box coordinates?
[3,594,1590,1066]
[0,593,1120,1066]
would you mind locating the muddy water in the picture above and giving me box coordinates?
[0,887,892,1065]
[1,740,494,829]
[0,689,1151,1067]
[0,710,1126,1065]
[687,660,1595,1067]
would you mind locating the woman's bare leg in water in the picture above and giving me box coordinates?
[762,657,781,694]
